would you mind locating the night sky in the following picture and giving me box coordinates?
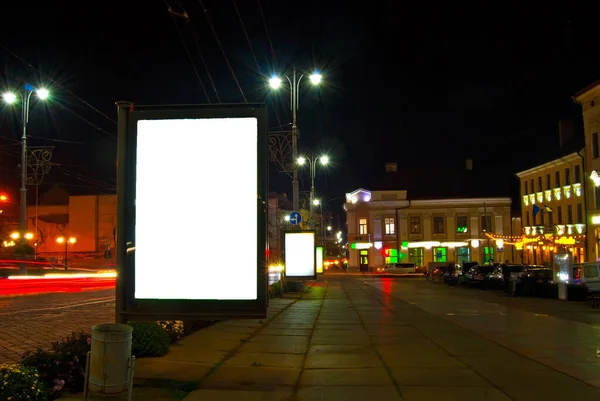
[1,2,599,215]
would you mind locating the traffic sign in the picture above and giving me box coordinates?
[289,211,302,225]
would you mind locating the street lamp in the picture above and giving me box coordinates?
[297,154,329,218]
[3,84,50,275]
[269,69,323,212]
[56,236,76,270]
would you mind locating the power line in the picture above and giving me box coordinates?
[257,0,277,66]
[231,0,283,127]
[52,102,116,140]
[185,17,221,102]
[197,0,248,103]
[0,43,117,125]
[165,1,211,103]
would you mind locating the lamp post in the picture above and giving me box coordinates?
[57,236,76,270]
[268,69,323,212]
[297,155,329,218]
[3,84,50,275]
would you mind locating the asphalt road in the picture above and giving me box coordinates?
[0,289,114,363]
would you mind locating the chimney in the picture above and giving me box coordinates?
[465,158,473,170]
[558,120,574,149]
[385,162,398,172]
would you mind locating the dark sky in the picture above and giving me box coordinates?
[0,2,599,214]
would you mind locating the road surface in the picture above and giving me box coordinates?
[0,289,114,362]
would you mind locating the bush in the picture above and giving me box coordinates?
[21,331,91,399]
[129,322,171,357]
[0,363,48,401]
[157,321,185,343]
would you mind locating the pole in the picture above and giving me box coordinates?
[309,158,315,219]
[64,241,68,271]
[484,202,489,263]
[34,184,38,260]
[291,67,299,213]
[19,89,32,275]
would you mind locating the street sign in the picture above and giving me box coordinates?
[289,211,302,225]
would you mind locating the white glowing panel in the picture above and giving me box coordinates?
[285,232,315,277]
[316,246,324,274]
[135,118,258,300]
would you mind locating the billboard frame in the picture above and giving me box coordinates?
[316,245,324,274]
[283,230,317,280]
[115,102,268,323]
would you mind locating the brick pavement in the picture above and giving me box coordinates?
[0,289,114,362]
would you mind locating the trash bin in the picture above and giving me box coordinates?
[88,323,133,394]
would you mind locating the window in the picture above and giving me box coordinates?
[409,248,423,267]
[433,217,445,234]
[565,168,571,185]
[555,171,561,188]
[537,177,542,192]
[481,216,492,232]
[457,247,470,263]
[546,174,551,190]
[596,187,600,210]
[483,247,495,263]
[557,206,563,224]
[567,205,573,224]
[433,247,447,262]
[524,181,528,194]
[359,218,367,235]
[526,211,530,226]
[577,204,583,224]
[409,217,421,234]
[575,165,581,183]
[456,216,468,233]
[594,133,599,159]
[530,179,534,192]
[548,211,553,226]
[540,210,545,226]
[384,217,395,235]
[584,265,599,279]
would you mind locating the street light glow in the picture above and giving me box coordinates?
[68,237,76,244]
[0,195,7,201]
[320,155,329,165]
[309,73,322,85]
[56,237,65,244]
[36,88,50,100]
[313,199,320,206]
[269,77,282,89]
[297,156,306,165]
[284,215,290,222]
[2,92,17,104]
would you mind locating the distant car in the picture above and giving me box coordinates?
[376,263,417,274]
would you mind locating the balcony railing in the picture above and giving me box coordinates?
[348,234,371,243]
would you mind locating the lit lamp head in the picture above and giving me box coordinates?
[2,92,17,104]
[284,215,291,222]
[297,156,306,165]
[313,199,321,206]
[24,233,34,240]
[10,232,19,240]
[319,155,329,165]
[68,237,76,244]
[309,72,323,85]
[36,88,50,100]
[0,195,7,201]
[56,237,65,244]
[269,76,282,89]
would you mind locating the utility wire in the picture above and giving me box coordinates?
[197,0,248,103]
[165,1,211,103]
[185,18,221,102]
[257,0,277,66]
[0,43,117,125]
[231,0,283,127]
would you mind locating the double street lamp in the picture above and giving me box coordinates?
[268,69,323,212]
[297,155,329,217]
[3,84,50,275]
[57,236,76,270]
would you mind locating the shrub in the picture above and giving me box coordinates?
[157,321,185,343]
[21,331,91,399]
[129,321,171,357]
[0,363,48,401]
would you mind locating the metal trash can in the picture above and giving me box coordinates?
[89,323,133,394]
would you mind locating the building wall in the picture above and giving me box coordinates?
[345,189,513,271]
[516,153,586,264]
[576,82,600,262]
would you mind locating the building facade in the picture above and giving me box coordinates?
[516,153,586,265]
[344,188,513,271]
[575,81,600,262]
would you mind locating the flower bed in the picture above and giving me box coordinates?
[14,320,214,399]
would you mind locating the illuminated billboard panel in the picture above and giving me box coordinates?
[316,246,324,274]
[116,103,268,322]
[284,231,316,280]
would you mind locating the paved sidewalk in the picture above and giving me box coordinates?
[127,277,600,400]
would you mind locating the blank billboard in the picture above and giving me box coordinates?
[316,246,324,274]
[284,231,316,280]
[115,103,268,322]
